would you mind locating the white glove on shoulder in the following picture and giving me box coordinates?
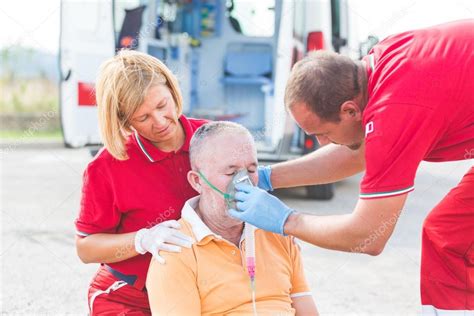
[134,220,194,264]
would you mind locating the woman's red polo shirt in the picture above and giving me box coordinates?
[75,115,207,289]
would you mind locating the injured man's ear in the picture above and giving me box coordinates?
[146,121,318,316]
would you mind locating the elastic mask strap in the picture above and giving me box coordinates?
[197,170,232,200]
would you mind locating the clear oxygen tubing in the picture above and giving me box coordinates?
[244,223,257,316]
[231,171,258,316]
[198,169,258,315]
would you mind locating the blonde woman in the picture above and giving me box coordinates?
[75,50,207,315]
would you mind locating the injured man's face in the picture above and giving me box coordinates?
[188,128,258,230]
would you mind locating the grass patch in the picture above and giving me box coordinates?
[0,78,58,113]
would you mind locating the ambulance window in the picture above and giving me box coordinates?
[226,0,275,37]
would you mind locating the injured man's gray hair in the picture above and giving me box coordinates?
[189,121,255,170]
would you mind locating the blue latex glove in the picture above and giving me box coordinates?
[228,183,294,235]
[257,165,273,191]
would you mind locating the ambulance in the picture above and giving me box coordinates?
[59,0,353,199]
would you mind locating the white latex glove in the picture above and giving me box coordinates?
[134,220,194,264]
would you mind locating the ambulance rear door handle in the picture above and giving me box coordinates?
[62,69,72,82]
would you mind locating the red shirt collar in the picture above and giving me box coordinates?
[133,115,193,162]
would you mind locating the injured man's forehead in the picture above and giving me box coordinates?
[204,133,257,171]
[189,121,258,172]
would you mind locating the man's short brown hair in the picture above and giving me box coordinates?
[284,50,360,122]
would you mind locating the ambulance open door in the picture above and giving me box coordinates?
[59,0,115,147]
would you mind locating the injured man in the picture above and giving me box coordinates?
[146,121,318,316]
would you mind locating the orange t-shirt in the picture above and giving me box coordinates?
[146,196,313,315]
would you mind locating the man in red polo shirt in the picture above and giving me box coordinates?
[230,20,474,314]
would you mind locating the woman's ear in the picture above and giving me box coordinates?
[127,124,136,134]
[187,170,202,193]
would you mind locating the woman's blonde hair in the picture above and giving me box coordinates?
[95,50,183,160]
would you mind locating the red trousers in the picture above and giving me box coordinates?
[421,166,474,313]
[88,266,151,315]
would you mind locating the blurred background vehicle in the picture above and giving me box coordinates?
[59,0,355,199]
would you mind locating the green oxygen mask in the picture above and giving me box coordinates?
[197,169,254,210]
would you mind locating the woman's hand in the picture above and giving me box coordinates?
[135,220,194,264]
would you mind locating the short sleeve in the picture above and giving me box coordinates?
[289,237,312,297]
[75,162,121,236]
[146,247,201,316]
[360,103,444,199]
